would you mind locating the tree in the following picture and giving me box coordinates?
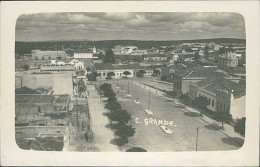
[104,89,116,97]
[123,71,131,78]
[78,80,86,94]
[100,83,112,92]
[192,96,210,109]
[204,45,210,59]
[107,109,131,123]
[107,96,117,104]
[136,70,146,77]
[153,69,160,76]
[115,122,135,138]
[179,93,191,105]
[106,72,115,79]
[193,51,200,61]
[112,137,128,146]
[126,147,147,152]
[87,72,99,81]
[23,64,30,71]
[86,67,91,72]
[234,117,246,136]
[103,49,115,63]
[215,111,232,130]
[105,101,122,111]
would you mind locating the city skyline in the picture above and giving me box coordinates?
[16,12,245,42]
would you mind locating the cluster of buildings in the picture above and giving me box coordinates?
[15,47,97,150]
[162,63,246,120]
[15,41,246,149]
[92,63,156,79]
[113,45,147,55]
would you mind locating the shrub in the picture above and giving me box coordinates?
[179,93,191,105]
[192,96,210,109]
[234,117,246,136]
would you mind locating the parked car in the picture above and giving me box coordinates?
[160,125,173,134]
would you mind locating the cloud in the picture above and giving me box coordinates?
[15,12,245,41]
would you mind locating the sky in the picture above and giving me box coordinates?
[16,12,245,42]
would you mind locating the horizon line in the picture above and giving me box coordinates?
[15,37,246,43]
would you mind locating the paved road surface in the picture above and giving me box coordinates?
[104,79,242,152]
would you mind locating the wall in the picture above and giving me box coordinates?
[22,73,73,95]
[230,95,245,119]
[22,73,53,89]
[197,87,217,112]
[74,53,93,59]
[182,78,202,94]
[15,126,68,138]
[53,73,73,95]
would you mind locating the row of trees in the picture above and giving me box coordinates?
[100,83,135,146]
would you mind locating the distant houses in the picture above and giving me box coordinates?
[92,63,154,79]
[217,51,239,67]
[31,50,69,60]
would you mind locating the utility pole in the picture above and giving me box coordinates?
[148,89,151,110]
[99,81,101,102]
[76,79,79,127]
[196,126,199,151]
[127,80,129,95]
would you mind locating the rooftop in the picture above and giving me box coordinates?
[144,54,167,57]
[16,94,70,104]
[93,63,115,70]
[196,77,246,99]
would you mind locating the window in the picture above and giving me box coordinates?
[209,98,211,104]
[16,131,24,134]
[212,99,214,107]
[56,131,61,133]
[223,104,226,111]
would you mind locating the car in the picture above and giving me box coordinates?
[134,99,140,104]
[160,125,173,134]
[145,109,154,115]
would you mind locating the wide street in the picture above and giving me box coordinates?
[101,78,243,152]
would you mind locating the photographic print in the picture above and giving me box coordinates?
[14,12,246,152]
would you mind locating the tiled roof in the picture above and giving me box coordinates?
[197,77,246,99]
[144,54,167,58]
[115,63,141,70]
[15,94,69,104]
[15,87,40,94]
[93,63,115,70]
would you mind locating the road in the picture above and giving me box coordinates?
[102,78,242,151]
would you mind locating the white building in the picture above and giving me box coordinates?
[74,53,93,59]
[68,59,84,69]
